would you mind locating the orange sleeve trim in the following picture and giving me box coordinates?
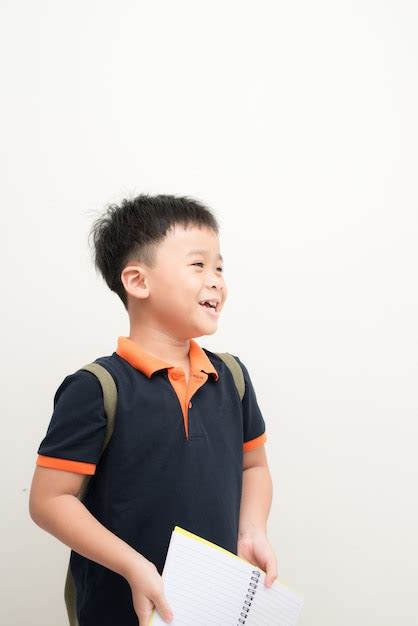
[36,455,96,475]
[243,432,267,452]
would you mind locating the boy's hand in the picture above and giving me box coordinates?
[125,555,173,625]
[237,529,279,588]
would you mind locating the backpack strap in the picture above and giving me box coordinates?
[76,363,118,500]
[64,362,118,626]
[80,363,118,460]
[214,352,245,401]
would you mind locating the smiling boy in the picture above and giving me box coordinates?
[29,194,277,626]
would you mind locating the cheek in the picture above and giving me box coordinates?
[171,273,200,302]
[154,269,203,305]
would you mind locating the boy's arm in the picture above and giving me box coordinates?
[29,466,146,579]
[232,356,277,585]
[237,444,278,587]
[239,444,273,537]
[29,466,174,624]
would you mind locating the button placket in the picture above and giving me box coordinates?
[186,372,208,440]
[167,368,208,440]
[168,368,189,437]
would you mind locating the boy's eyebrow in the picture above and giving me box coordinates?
[187,250,223,262]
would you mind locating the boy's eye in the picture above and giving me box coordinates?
[193,262,223,272]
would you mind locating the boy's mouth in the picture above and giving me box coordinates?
[199,300,220,316]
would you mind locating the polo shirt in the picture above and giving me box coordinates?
[36,336,267,626]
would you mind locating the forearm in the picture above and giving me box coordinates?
[31,495,145,579]
[238,465,273,537]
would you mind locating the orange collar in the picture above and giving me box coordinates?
[116,336,219,380]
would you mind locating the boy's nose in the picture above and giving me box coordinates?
[207,275,224,289]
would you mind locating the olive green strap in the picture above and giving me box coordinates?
[215,352,245,401]
[64,362,118,626]
[64,566,78,626]
[82,363,118,449]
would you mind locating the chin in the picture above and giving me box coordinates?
[190,324,218,338]
[202,325,218,336]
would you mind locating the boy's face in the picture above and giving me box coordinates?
[125,224,228,340]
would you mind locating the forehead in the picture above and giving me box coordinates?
[159,224,220,255]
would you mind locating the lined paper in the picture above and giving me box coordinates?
[150,527,304,626]
[246,569,304,625]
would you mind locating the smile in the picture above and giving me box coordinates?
[199,302,220,317]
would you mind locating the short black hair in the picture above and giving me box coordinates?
[88,193,220,311]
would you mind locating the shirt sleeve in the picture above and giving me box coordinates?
[36,369,107,475]
[233,356,267,452]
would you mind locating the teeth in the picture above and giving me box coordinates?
[200,300,218,309]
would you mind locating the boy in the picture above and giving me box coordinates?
[29,194,278,626]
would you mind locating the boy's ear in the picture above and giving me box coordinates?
[121,264,150,301]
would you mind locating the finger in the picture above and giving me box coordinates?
[137,609,153,626]
[266,570,279,586]
[265,561,279,587]
[154,595,174,623]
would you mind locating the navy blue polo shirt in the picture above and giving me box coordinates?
[36,336,267,626]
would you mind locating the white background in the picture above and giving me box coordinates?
[1,1,417,625]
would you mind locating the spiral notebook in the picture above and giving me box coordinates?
[149,526,304,625]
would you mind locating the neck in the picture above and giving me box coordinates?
[128,324,191,364]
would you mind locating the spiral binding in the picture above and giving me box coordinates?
[237,569,261,624]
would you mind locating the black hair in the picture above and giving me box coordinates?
[88,193,219,311]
